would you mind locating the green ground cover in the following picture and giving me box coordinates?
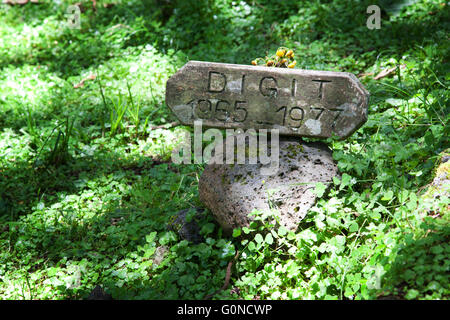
[0,0,448,299]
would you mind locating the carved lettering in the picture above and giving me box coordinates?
[208,71,227,93]
[166,61,369,139]
[288,107,304,129]
[259,76,278,98]
[312,79,331,100]
[291,78,297,97]
[195,99,212,119]
[215,99,230,121]
[311,107,325,120]
[240,74,245,94]
[233,101,248,122]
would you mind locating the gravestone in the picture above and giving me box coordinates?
[166,61,369,235]
[166,61,369,139]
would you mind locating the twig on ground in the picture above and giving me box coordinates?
[373,64,406,80]
[74,74,96,89]
[204,250,240,300]
[148,121,180,131]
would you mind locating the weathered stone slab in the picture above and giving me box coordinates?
[166,61,369,139]
[198,138,339,234]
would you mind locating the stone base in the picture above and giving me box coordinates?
[199,138,339,234]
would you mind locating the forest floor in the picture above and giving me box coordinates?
[0,0,448,299]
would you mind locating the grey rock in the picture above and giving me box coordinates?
[167,208,204,244]
[199,138,339,234]
[153,245,169,266]
[420,152,450,213]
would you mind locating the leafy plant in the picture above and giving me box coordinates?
[252,47,297,68]
[0,0,448,301]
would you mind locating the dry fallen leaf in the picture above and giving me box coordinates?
[373,64,406,80]
[358,72,374,78]
[73,74,96,89]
